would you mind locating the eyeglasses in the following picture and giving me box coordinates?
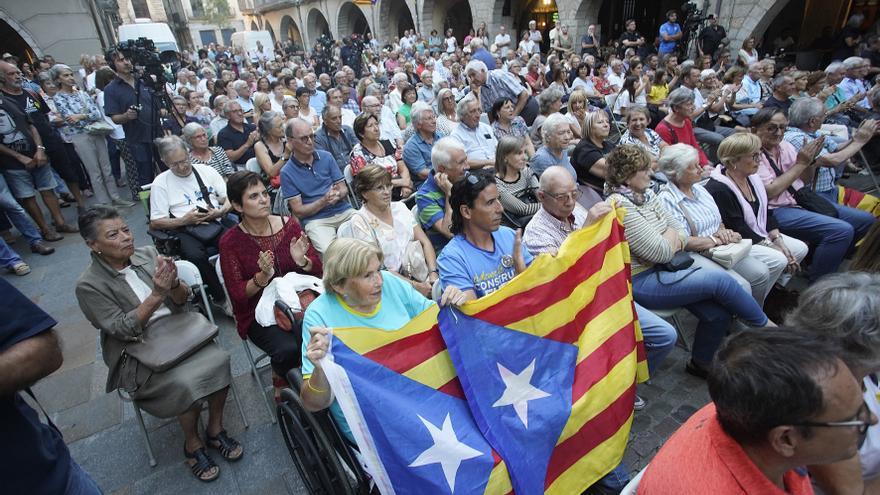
[166,158,191,168]
[794,401,873,447]
[293,133,316,143]
[546,189,582,201]
[761,124,787,133]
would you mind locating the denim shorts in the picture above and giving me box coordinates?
[2,165,57,198]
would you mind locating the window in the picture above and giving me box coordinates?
[131,0,150,18]
[200,30,217,45]
[221,29,235,45]
[191,0,206,18]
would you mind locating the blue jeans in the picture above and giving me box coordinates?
[632,265,768,366]
[816,188,875,240]
[635,303,676,375]
[772,206,854,281]
[0,236,23,269]
[65,458,103,494]
[0,173,42,246]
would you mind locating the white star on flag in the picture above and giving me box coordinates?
[491,358,551,428]
[409,413,483,493]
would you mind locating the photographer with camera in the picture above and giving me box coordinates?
[103,45,159,189]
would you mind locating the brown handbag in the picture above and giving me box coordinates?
[125,312,219,372]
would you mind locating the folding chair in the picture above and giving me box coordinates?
[343,164,361,209]
[245,157,261,174]
[214,255,277,423]
[649,307,689,351]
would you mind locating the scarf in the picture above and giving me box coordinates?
[605,184,653,206]
[709,165,768,238]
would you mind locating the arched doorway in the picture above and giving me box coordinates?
[307,8,331,46]
[0,16,40,63]
[444,0,473,42]
[337,2,371,38]
[266,23,277,44]
[380,0,415,40]
[280,15,303,44]
[250,20,259,31]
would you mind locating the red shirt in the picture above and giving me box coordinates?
[655,118,710,166]
[638,403,814,495]
[219,219,322,338]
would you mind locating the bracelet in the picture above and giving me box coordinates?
[295,256,309,267]
[709,235,720,246]
[307,380,327,394]
[253,274,270,288]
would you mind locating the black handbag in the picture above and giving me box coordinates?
[658,251,695,272]
[763,151,839,218]
[179,167,227,242]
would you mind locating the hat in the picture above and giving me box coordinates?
[295,86,312,97]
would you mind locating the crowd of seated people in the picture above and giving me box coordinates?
[7,11,880,489]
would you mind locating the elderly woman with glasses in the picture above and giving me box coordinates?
[281,97,300,121]
[435,88,459,131]
[494,135,540,226]
[183,122,234,178]
[299,238,463,444]
[349,113,413,200]
[605,144,771,378]
[751,107,855,281]
[337,165,438,297]
[787,273,880,495]
[253,111,288,190]
[619,105,669,166]
[656,143,797,306]
[490,97,535,157]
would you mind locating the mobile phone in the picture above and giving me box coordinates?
[196,206,209,213]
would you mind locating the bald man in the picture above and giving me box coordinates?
[524,165,677,388]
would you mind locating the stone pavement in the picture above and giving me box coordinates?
[6,196,712,494]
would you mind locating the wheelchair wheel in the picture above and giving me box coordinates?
[278,389,356,495]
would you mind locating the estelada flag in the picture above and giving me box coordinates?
[320,206,648,494]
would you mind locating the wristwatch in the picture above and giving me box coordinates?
[36,145,46,150]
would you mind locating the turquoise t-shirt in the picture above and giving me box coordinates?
[301,271,434,442]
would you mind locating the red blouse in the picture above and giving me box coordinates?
[219,218,323,338]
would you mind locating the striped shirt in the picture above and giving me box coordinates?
[415,173,448,250]
[657,182,722,237]
[607,191,684,275]
[495,168,541,217]
[783,127,837,193]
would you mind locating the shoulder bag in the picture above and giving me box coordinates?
[181,167,225,242]
[125,312,218,372]
[77,92,115,136]
[763,150,838,218]
[678,199,752,269]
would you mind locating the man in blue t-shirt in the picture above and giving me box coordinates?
[281,118,355,253]
[438,169,534,301]
[0,278,101,493]
[658,10,683,55]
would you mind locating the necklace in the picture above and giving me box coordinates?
[730,174,755,201]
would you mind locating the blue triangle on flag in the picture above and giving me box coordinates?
[439,308,578,495]
[332,339,496,494]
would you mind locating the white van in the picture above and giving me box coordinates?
[118,20,180,54]
[230,31,274,59]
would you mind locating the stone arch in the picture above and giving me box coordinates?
[280,14,303,44]
[266,23,276,43]
[250,20,259,31]
[379,0,416,42]
[0,9,42,58]
[421,0,475,41]
[307,8,332,45]
[337,2,372,38]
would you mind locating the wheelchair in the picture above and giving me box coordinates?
[273,302,372,494]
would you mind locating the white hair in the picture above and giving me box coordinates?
[465,59,488,77]
[843,57,864,70]
[410,101,434,126]
[541,112,569,142]
[658,143,700,181]
[232,80,249,91]
[825,61,844,74]
[455,93,479,120]
[431,136,465,171]
[699,69,716,81]
[788,97,826,128]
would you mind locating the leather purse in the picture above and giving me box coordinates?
[707,239,752,269]
[125,312,218,372]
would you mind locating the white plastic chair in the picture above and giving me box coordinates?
[214,255,277,423]
[245,157,261,174]
[650,307,690,351]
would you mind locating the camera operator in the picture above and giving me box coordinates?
[103,46,158,188]
[697,15,727,62]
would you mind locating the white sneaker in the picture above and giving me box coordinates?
[112,197,137,208]
[634,394,646,411]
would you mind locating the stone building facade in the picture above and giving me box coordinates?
[240,0,803,57]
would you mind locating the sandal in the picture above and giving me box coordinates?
[184,446,220,482]
[206,430,244,462]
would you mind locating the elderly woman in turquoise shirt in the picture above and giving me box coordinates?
[297,238,464,443]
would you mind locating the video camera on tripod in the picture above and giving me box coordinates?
[680,1,708,34]
[116,37,181,93]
